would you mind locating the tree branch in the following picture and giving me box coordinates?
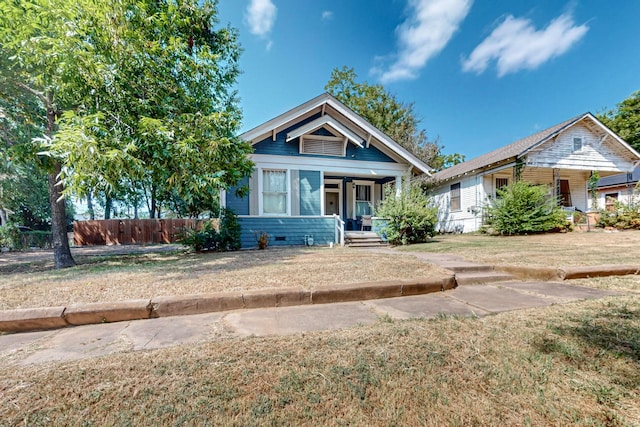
[15,81,48,106]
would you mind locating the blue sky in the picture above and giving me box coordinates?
[218,0,640,162]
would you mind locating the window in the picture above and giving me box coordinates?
[450,183,461,211]
[495,177,508,198]
[355,184,372,216]
[573,137,583,152]
[605,193,618,211]
[262,170,287,215]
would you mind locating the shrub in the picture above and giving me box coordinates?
[596,191,640,230]
[485,181,569,235]
[0,225,22,251]
[179,208,241,252]
[374,182,437,245]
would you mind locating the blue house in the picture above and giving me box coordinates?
[223,93,432,248]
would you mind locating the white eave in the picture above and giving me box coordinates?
[285,114,364,148]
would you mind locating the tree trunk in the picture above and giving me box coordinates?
[48,163,75,268]
[0,207,7,227]
[46,100,75,268]
[87,191,95,220]
[104,196,112,219]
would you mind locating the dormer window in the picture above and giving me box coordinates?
[573,137,583,152]
[300,135,346,157]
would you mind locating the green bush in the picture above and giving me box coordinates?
[596,191,640,229]
[0,225,22,251]
[485,181,569,235]
[374,182,437,245]
[179,208,241,252]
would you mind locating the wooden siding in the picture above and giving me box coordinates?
[299,170,321,215]
[527,124,636,172]
[433,176,480,233]
[74,219,208,245]
[252,112,395,163]
[226,177,250,215]
[238,216,335,249]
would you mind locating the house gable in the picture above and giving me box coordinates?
[525,117,639,173]
[251,112,396,163]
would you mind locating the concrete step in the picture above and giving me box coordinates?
[347,241,389,248]
[441,264,494,274]
[454,271,515,286]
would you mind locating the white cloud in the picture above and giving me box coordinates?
[321,10,333,21]
[245,0,277,38]
[462,12,588,77]
[372,0,473,84]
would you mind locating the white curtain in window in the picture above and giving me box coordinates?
[263,170,287,214]
[355,184,371,216]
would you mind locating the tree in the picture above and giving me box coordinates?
[325,66,464,171]
[1,0,253,267]
[598,90,640,151]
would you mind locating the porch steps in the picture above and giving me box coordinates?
[345,231,388,247]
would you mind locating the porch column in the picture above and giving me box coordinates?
[395,176,403,197]
[553,168,560,199]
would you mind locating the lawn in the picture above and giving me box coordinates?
[0,246,449,310]
[0,295,638,426]
[402,229,640,268]
[1,233,640,425]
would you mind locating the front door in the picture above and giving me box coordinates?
[325,191,340,216]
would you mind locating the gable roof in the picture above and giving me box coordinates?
[433,113,640,183]
[240,93,432,176]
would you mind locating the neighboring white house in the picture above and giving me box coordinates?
[431,113,640,233]
[591,167,640,210]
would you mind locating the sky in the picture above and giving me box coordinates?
[217,0,640,162]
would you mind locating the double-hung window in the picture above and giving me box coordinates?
[262,170,287,215]
[450,183,461,211]
[355,184,372,216]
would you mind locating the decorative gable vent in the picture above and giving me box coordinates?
[301,135,345,157]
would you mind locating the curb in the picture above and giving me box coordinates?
[495,264,640,281]
[0,275,455,334]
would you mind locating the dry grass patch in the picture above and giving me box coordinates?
[0,247,448,310]
[404,230,640,267]
[1,295,638,426]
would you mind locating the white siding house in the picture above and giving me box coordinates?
[431,113,640,233]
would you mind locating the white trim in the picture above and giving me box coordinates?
[300,134,346,157]
[352,179,374,218]
[251,153,410,177]
[323,179,343,217]
[259,168,290,216]
[286,115,364,148]
[240,93,432,175]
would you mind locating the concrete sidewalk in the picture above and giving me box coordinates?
[0,280,619,366]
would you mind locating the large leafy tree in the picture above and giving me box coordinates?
[325,66,464,171]
[598,90,640,151]
[0,0,253,267]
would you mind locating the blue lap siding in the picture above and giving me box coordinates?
[238,217,335,249]
[299,170,321,215]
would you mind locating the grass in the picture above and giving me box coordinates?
[0,246,449,310]
[402,229,640,267]
[1,232,640,424]
[0,295,638,426]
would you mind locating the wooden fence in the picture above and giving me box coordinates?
[73,219,216,245]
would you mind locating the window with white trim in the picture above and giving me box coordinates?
[262,170,287,215]
[573,137,583,152]
[450,183,461,211]
[355,184,372,216]
[495,177,509,198]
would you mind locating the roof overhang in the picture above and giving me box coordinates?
[285,114,364,148]
[240,93,432,176]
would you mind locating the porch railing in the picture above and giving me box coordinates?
[333,214,345,246]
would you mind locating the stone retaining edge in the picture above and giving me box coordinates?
[0,275,454,333]
[495,264,640,281]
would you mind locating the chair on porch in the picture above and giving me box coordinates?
[360,215,372,231]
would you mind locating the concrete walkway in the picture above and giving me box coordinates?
[0,279,619,366]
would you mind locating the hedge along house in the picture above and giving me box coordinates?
[222,93,432,248]
[430,113,640,233]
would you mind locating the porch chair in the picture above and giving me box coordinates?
[360,215,372,231]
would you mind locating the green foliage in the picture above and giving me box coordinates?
[485,181,569,235]
[374,182,437,245]
[325,66,464,171]
[0,226,51,251]
[598,90,640,152]
[0,225,21,251]
[596,188,640,230]
[179,208,241,252]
